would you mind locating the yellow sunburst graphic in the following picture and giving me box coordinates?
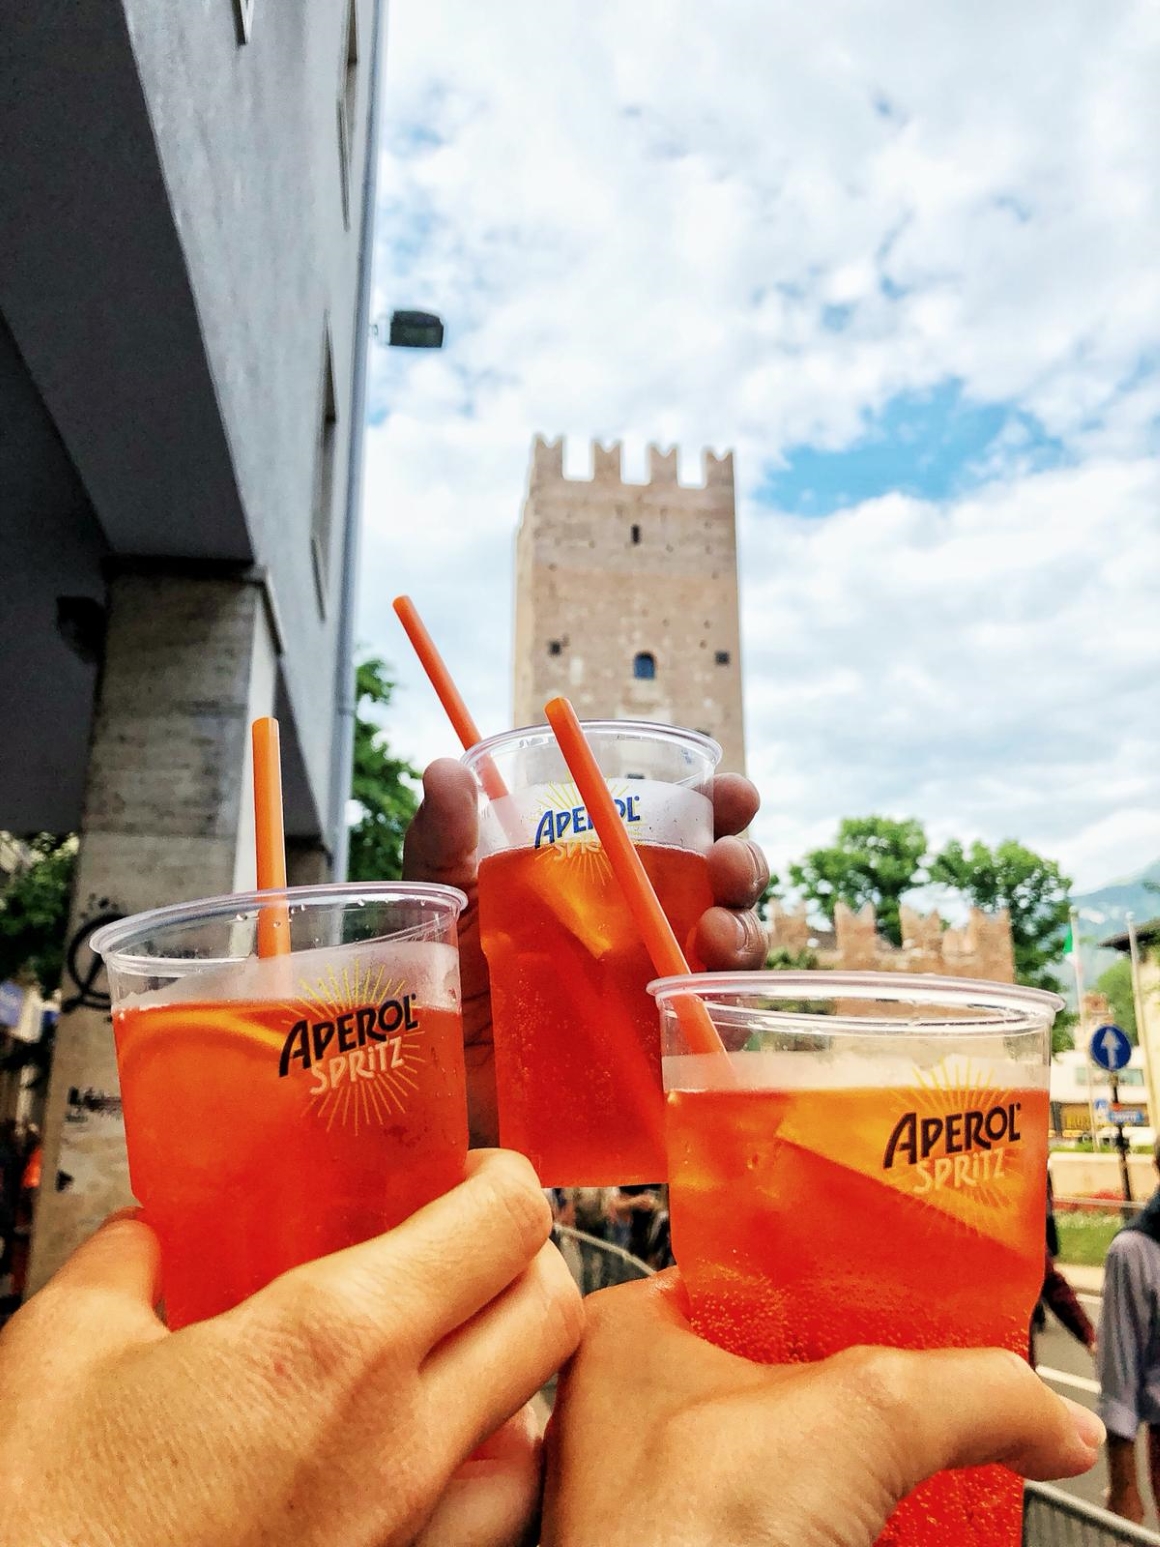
[277,957,425,1135]
[875,1055,1042,1248]
[535,779,638,881]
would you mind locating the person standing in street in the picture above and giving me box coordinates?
[1098,1137,1160,1523]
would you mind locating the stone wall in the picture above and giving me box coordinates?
[769,900,1016,982]
[513,435,747,774]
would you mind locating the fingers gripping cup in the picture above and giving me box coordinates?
[464,720,720,1186]
[92,884,468,1328]
[652,971,1060,1547]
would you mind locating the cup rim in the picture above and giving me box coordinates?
[648,969,1065,1033]
[90,882,469,966]
[461,717,723,771]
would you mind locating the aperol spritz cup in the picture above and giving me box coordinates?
[463,719,719,1186]
[92,884,468,1328]
[652,970,1060,1547]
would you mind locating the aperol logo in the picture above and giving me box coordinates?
[533,781,641,850]
[884,1101,1022,1191]
[880,1065,1025,1199]
[278,960,426,1131]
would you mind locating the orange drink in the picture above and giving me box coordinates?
[92,884,468,1328]
[464,720,719,1185]
[478,842,711,1182]
[653,972,1060,1547]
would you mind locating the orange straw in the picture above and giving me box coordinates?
[252,717,291,958]
[543,697,730,1061]
[392,595,508,801]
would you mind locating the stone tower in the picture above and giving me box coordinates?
[513,436,746,773]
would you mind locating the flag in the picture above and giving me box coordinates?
[1062,923,1074,957]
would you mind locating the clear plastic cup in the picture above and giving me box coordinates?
[92,883,467,1327]
[463,718,720,1186]
[651,970,1062,1547]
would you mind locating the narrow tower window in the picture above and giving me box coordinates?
[548,639,563,657]
[630,523,641,545]
[715,650,731,666]
[633,651,656,681]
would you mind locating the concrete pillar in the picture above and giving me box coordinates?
[287,837,334,887]
[28,571,278,1292]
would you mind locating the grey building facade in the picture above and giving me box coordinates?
[0,0,383,1285]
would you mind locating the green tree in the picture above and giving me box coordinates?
[789,817,928,947]
[756,872,781,923]
[0,834,78,996]
[1096,957,1137,1043]
[928,838,1072,995]
[347,659,421,883]
[765,945,821,971]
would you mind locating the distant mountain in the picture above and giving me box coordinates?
[1066,858,1160,1003]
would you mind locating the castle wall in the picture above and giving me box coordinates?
[768,901,1016,983]
[513,435,747,774]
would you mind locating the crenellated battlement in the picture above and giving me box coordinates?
[530,434,734,492]
[768,902,1016,984]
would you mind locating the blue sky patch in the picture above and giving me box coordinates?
[758,380,1067,515]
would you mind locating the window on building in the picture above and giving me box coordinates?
[715,650,731,665]
[633,651,656,680]
[336,0,359,228]
[311,329,338,616]
[548,639,563,656]
[630,523,641,545]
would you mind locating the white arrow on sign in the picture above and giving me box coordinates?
[1098,1027,1122,1064]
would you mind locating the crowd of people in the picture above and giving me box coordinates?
[549,1185,672,1290]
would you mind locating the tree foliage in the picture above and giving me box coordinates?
[756,872,781,923]
[0,834,78,996]
[789,816,928,948]
[785,819,1075,1046]
[1095,957,1138,1043]
[347,659,421,883]
[928,838,1072,994]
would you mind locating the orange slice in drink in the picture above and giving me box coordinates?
[518,843,626,959]
[115,1002,287,1075]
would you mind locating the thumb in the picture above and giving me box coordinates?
[17,1211,164,1348]
[833,1346,1103,1495]
[403,758,479,889]
[412,1404,545,1547]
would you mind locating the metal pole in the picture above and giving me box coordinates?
[328,0,388,881]
[1127,914,1156,1129]
[1072,908,1099,1149]
[1111,1072,1134,1214]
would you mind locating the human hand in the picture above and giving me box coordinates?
[543,1272,1103,1547]
[0,1151,582,1547]
[403,760,769,1144]
[1106,1433,1147,1524]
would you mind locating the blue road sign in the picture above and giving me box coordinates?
[1110,1106,1147,1126]
[1090,1023,1132,1073]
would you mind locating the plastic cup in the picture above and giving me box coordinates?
[92,883,468,1328]
[464,719,721,1186]
[652,970,1061,1547]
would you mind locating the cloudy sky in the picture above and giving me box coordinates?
[357,1,1160,894]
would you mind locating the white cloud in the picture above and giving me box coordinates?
[358,0,1160,895]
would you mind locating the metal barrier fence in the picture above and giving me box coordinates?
[1024,1483,1160,1546]
[552,1224,654,1296]
[1055,1196,1144,1215]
